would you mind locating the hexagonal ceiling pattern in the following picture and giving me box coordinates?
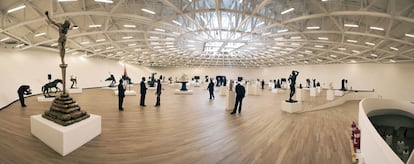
[0,0,413,68]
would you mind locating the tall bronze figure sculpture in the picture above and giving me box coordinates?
[43,11,89,126]
[286,70,299,103]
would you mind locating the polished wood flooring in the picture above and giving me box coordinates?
[0,83,358,164]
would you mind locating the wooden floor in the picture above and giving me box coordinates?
[0,83,358,164]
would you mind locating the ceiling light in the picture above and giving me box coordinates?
[89,24,102,28]
[405,33,414,38]
[291,43,300,46]
[172,32,180,35]
[344,24,359,28]
[141,8,156,15]
[369,26,384,31]
[149,36,159,39]
[7,5,26,13]
[317,59,322,62]
[305,50,312,53]
[80,41,90,45]
[94,49,102,52]
[352,50,360,54]
[95,0,113,3]
[291,36,301,39]
[16,44,25,48]
[172,20,182,26]
[166,37,175,40]
[106,46,114,49]
[281,8,294,15]
[128,44,136,47]
[315,45,324,48]
[298,54,304,57]
[350,60,357,63]
[187,27,194,31]
[1,37,10,42]
[256,22,265,27]
[71,52,79,55]
[390,47,399,51]
[154,28,165,32]
[96,39,106,42]
[123,24,136,28]
[277,29,288,33]
[370,54,378,57]
[122,36,133,39]
[306,26,320,30]
[117,51,124,54]
[262,32,271,36]
[365,42,375,46]
[330,55,337,58]
[58,0,78,2]
[304,60,309,63]
[390,59,396,63]
[272,47,281,49]
[346,39,358,43]
[274,37,284,40]
[321,0,328,2]
[51,43,58,46]
[318,37,328,40]
[338,48,346,51]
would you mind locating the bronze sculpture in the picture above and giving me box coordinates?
[42,79,63,97]
[105,74,116,87]
[43,11,89,126]
[286,70,299,103]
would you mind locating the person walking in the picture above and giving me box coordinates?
[140,77,147,106]
[230,82,245,114]
[207,79,215,100]
[118,79,125,111]
[17,85,31,107]
[155,79,162,107]
[261,79,265,89]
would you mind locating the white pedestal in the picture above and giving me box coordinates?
[335,90,345,96]
[310,88,317,97]
[194,82,200,87]
[174,90,193,95]
[30,114,101,156]
[268,83,274,90]
[296,89,304,102]
[68,88,82,94]
[226,91,236,110]
[148,87,157,90]
[326,89,334,101]
[37,96,55,102]
[114,90,137,96]
[281,101,302,113]
[219,86,227,96]
[271,88,285,94]
[101,87,117,90]
[317,87,321,93]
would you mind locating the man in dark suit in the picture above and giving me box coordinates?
[17,85,31,107]
[140,77,147,106]
[118,79,125,111]
[155,79,162,107]
[207,79,215,99]
[231,82,245,114]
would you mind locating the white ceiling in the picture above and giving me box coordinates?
[0,0,413,68]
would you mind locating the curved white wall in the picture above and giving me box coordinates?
[0,47,150,108]
[1,47,413,108]
[359,98,414,164]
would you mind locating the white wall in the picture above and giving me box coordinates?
[149,63,414,101]
[0,47,150,108]
[1,47,413,108]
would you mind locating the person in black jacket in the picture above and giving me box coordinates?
[207,79,215,100]
[155,79,162,107]
[118,79,125,111]
[261,79,265,89]
[17,85,31,107]
[230,82,245,114]
[140,77,147,106]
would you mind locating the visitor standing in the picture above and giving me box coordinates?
[230,82,245,114]
[207,79,215,99]
[118,79,125,111]
[140,77,147,106]
[155,79,162,107]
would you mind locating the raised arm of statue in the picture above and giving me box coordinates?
[45,11,60,27]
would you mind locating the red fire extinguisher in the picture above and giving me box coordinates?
[354,128,361,149]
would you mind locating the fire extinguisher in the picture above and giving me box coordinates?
[354,128,361,149]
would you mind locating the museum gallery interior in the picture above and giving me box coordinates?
[0,0,413,163]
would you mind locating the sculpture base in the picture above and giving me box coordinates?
[226,91,235,110]
[219,86,227,96]
[174,89,193,95]
[101,87,117,90]
[114,90,137,96]
[281,101,302,113]
[335,90,345,96]
[310,88,317,97]
[326,89,335,101]
[68,88,82,94]
[30,114,101,156]
[37,96,55,102]
[296,89,304,102]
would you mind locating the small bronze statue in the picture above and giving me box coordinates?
[105,74,116,87]
[286,70,299,103]
[42,79,63,97]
